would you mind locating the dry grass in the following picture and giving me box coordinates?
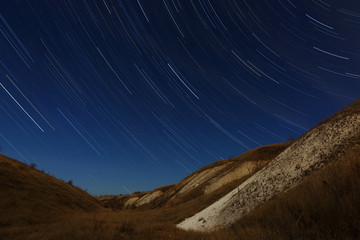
[0,154,101,228]
[1,144,359,239]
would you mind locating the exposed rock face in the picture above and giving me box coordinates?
[99,142,289,210]
[135,190,162,207]
[124,197,139,207]
[203,161,267,195]
[177,165,228,195]
[177,112,360,231]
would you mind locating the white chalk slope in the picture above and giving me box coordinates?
[178,111,360,231]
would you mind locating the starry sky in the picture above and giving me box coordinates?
[0,0,359,195]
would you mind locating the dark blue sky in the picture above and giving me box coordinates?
[1,0,359,195]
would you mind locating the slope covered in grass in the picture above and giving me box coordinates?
[0,154,101,228]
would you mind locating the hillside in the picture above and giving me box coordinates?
[178,99,360,231]
[99,142,291,210]
[0,154,101,228]
[177,142,360,239]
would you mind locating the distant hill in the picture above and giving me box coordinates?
[0,154,101,227]
[99,141,291,211]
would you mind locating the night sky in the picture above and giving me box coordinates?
[1,0,359,195]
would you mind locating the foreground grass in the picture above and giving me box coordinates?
[1,146,359,240]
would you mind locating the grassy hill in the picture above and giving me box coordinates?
[0,154,101,228]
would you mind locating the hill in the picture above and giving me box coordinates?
[99,142,291,210]
[0,154,101,228]
[178,99,360,231]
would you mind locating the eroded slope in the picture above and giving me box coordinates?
[99,142,291,210]
[178,100,360,231]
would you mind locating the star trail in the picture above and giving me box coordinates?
[0,0,359,195]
